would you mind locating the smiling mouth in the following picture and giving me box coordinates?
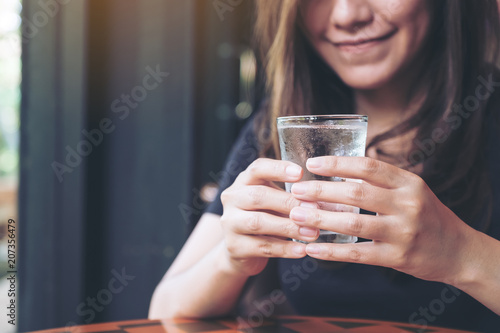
[332,29,397,48]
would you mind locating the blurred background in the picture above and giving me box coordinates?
[0,0,260,331]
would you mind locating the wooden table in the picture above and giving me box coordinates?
[30,316,474,333]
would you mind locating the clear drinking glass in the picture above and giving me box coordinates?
[277,115,368,244]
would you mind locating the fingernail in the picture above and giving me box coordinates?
[299,227,318,237]
[300,201,318,209]
[286,165,302,177]
[290,207,307,222]
[307,158,322,169]
[291,183,306,195]
[293,244,305,255]
[306,244,320,254]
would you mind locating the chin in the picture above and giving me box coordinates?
[329,61,395,90]
[339,74,393,91]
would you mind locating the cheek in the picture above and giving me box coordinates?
[302,0,332,36]
[377,0,426,20]
[388,0,431,38]
[393,3,431,61]
[372,0,432,73]
[373,0,431,44]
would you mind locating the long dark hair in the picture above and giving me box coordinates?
[253,0,500,229]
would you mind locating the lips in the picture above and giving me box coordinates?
[332,29,397,48]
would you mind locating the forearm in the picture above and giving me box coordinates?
[149,241,250,319]
[452,227,500,315]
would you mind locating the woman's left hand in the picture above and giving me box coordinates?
[289,156,476,285]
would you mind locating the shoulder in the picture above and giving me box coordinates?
[211,100,271,186]
[202,100,270,216]
[232,99,270,155]
[231,99,272,160]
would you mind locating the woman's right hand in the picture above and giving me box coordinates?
[220,158,319,277]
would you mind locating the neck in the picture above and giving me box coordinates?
[355,75,424,129]
[354,75,427,151]
[359,76,409,112]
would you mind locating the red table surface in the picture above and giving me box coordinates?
[29,315,476,333]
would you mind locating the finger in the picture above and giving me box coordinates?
[291,180,394,214]
[232,185,302,215]
[290,207,389,241]
[316,201,358,213]
[229,210,319,243]
[235,158,303,186]
[226,235,307,259]
[305,241,390,267]
[306,156,409,189]
[300,201,344,212]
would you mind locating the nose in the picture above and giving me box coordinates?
[330,0,374,32]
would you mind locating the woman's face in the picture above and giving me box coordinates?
[302,0,432,90]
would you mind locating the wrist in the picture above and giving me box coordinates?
[215,242,253,278]
[446,224,483,290]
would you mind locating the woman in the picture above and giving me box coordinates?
[150,0,500,331]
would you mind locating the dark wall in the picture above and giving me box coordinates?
[19,0,253,331]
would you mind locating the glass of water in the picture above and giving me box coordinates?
[277,115,368,244]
